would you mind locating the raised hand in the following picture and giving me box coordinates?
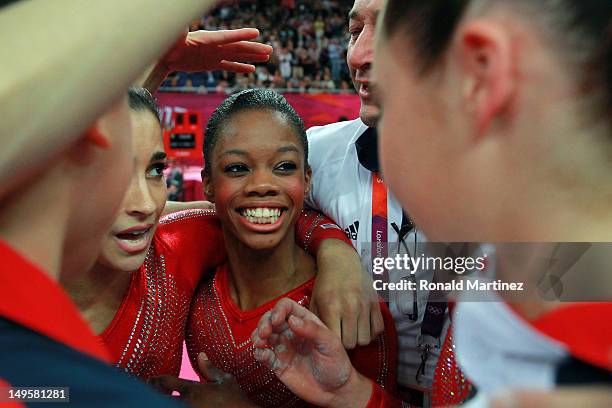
[161,28,272,74]
[251,298,372,408]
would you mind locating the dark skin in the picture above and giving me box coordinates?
[159,110,317,407]
[203,110,315,311]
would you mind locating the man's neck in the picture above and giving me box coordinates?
[223,229,316,311]
[0,172,70,282]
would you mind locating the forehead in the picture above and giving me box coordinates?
[130,110,164,154]
[216,110,302,153]
[349,0,382,22]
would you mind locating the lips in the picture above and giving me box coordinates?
[358,82,371,99]
[113,225,153,254]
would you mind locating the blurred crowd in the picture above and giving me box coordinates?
[161,0,355,93]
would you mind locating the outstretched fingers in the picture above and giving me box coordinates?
[189,28,260,44]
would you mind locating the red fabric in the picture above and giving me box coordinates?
[100,209,350,378]
[100,209,226,378]
[366,381,403,408]
[431,325,472,407]
[531,303,612,370]
[295,209,352,254]
[0,379,26,408]
[187,263,397,407]
[0,241,111,363]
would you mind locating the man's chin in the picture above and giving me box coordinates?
[359,104,380,128]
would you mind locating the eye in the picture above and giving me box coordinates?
[274,161,297,173]
[224,163,250,175]
[147,162,168,179]
[348,26,362,41]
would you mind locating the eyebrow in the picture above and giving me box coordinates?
[221,149,248,157]
[150,151,167,161]
[348,9,378,22]
[278,145,300,154]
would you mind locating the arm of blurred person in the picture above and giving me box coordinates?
[252,298,402,408]
[140,28,273,93]
[162,200,214,216]
[311,238,384,349]
[0,0,216,199]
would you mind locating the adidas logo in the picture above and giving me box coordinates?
[344,221,359,240]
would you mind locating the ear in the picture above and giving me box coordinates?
[459,20,514,136]
[65,123,110,166]
[201,169,215,202]
[84,123,111,149]
[304,166,312,195]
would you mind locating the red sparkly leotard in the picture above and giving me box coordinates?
[100,209,351,379]
[186,263,398,408]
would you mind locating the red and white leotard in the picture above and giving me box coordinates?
[99,209,351,379]
[186,263,398,407]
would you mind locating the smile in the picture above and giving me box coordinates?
[239,207,283,224]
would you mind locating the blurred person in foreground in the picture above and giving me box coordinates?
[305,1,466,406]
[252,0,612,406]
[0,0,271,406]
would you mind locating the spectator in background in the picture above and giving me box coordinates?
[314,15,325,48]
[278,46,293,80]
[328,38,342,81]
[166,166,184,202]
[163,0,355,93]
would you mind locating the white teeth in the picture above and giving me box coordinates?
[240,208,283,224]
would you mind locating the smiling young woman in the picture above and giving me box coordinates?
[186,89,398,407]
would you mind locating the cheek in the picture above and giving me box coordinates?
[98,234,116,262]
[209,175,240,215]
[285,178,305,203]
[152,180,168,220]
[281,176,306,219]
[380,115,408,190]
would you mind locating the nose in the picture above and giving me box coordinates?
[124,174,156,219]
[245,168,279,197]
[347,26,374,73]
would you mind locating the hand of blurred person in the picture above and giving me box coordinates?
[150,353,256,408]
[311,239,384,349]
[161,28,272,74]
[251,298,373,408]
